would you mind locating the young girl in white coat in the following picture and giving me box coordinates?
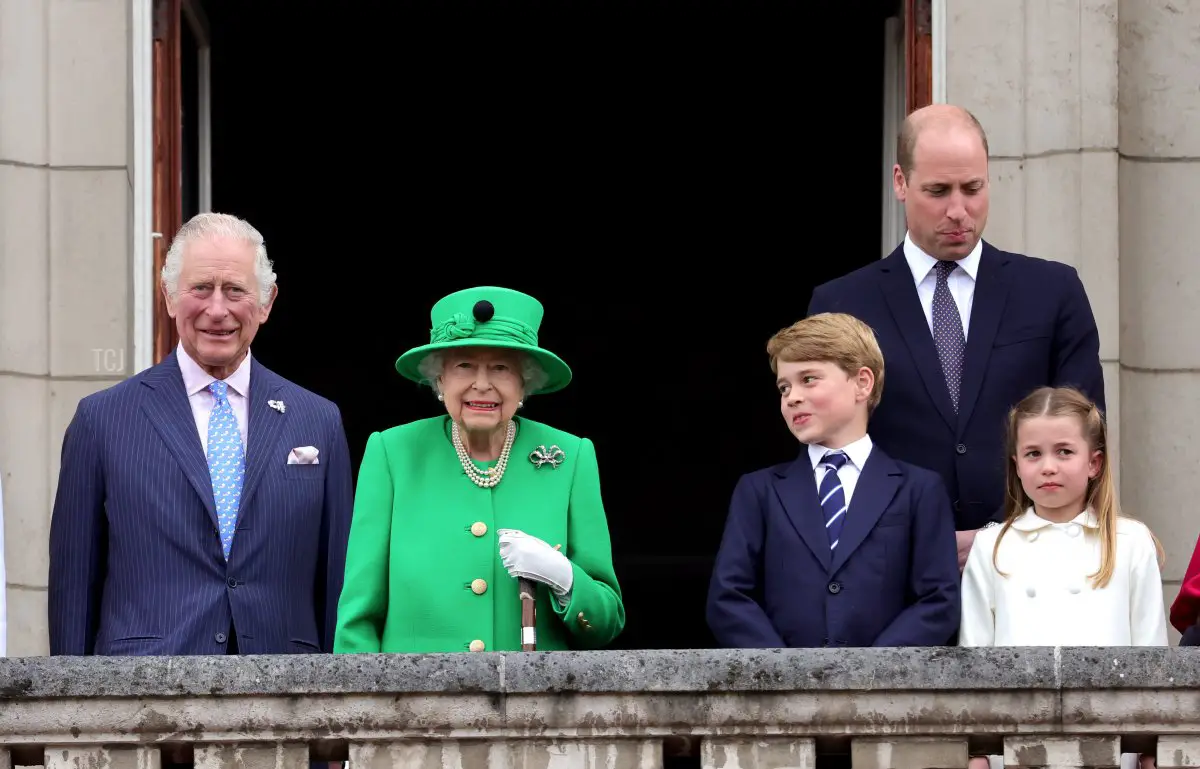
[961,386,1166,769]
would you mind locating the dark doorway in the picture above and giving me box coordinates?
[204,0,894,649]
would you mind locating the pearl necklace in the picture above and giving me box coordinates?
[452,420,516,488]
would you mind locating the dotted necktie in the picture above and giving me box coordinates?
[818,451,850,550]
[206,380,245,560]
[932,260,966,411]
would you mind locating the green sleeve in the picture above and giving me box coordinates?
[551,437,625,648]
[333,432,393,653]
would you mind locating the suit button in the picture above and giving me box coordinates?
[227,577,237,588]
[953,499,962,512]
[828,582,842,594]
[469,639,485,652]
[470,522,488,537]
[471,578,488,595]
[215,632,227,644]
[955,443,967,455]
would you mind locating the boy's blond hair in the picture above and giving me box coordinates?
[766,313,885,411]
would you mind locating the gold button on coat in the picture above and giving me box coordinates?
[470,522,488,537]
[471,578,488,595]
[469,639,485,652]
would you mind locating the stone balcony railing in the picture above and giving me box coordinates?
[0,647,1198,769]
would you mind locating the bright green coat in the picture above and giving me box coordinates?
[334,415,625,653]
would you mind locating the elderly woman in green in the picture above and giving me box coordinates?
[334,286,625,653]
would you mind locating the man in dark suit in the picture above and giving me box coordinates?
[49,212,354,656]
[807,104,1104,569]
[706,313,960,648]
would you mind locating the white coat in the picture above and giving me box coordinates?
[960,508,1167,647]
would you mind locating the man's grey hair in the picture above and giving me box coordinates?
[161,212,277,307]
[418,350,549,398]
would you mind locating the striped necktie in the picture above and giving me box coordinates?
[818,451,850,550]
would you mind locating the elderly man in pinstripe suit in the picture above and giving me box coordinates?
[48,212,354,657]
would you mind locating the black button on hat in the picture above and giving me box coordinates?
[473,300,495,322]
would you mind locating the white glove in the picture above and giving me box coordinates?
[498,528,574,601]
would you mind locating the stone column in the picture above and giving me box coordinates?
[1004,737,1120,769]
[700,738,815,769]
[1118,0,1200,642]
[946,0,1122,479]
[0,0,134,655]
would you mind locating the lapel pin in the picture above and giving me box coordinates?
[529,444,565,469]
[268,399,286,414]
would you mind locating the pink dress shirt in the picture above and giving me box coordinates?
[176,343,251,453]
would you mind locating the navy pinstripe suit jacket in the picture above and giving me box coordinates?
[48,352,354,656]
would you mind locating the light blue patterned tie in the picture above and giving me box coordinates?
[206,380,245,560]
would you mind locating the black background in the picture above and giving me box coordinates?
[194,0,898,649]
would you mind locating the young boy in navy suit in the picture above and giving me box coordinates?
[706,312,961,647]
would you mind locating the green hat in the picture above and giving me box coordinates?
[395,286,572,394]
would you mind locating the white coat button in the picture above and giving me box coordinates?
[1029,531,1039,542]
[1068,585,1082,594]
[1025,586,1037,598]
[1067,524,1081,537]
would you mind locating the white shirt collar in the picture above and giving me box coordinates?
[902,231,982,284]
[807,433,874,472]
[1009,507,1100,531]
[176,342,253,399]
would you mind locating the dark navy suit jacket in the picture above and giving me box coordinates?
[706,445,960,648]
[48,352,354,656]
[807,242,1105,530]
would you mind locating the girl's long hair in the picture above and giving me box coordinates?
[993,386,1161,588]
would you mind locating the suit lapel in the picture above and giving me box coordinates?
[771,456,832,573]
[829,450,902,574]
[139,353,218,526]
[879,249,957,430]
[237,362,287,515]
[956,243,1010,434]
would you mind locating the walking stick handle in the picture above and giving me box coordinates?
[518,577,537,651]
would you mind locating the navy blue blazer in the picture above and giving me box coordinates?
[807,242,1105,530]
[706,445,960,648]
[48,353,354,656]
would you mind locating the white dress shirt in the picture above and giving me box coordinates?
[807,434,874,507]
[959,508,1168,646]
[903,231,982,338]
[177,343,251,453]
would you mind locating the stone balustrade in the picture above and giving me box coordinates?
[0,647,1197,769]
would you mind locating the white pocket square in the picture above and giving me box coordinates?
[287,446,320,465]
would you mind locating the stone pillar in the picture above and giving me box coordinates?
[44,746,160,769]
[1003,737,1120,769]
[0,0,134,655]
[1118,0,1200,642]
[194,744,308,769]
[350,740,663,769]
[1158,738,1200,769]
[946,0,1122,479]
[700,738,815,769]
[852,737,969,769]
